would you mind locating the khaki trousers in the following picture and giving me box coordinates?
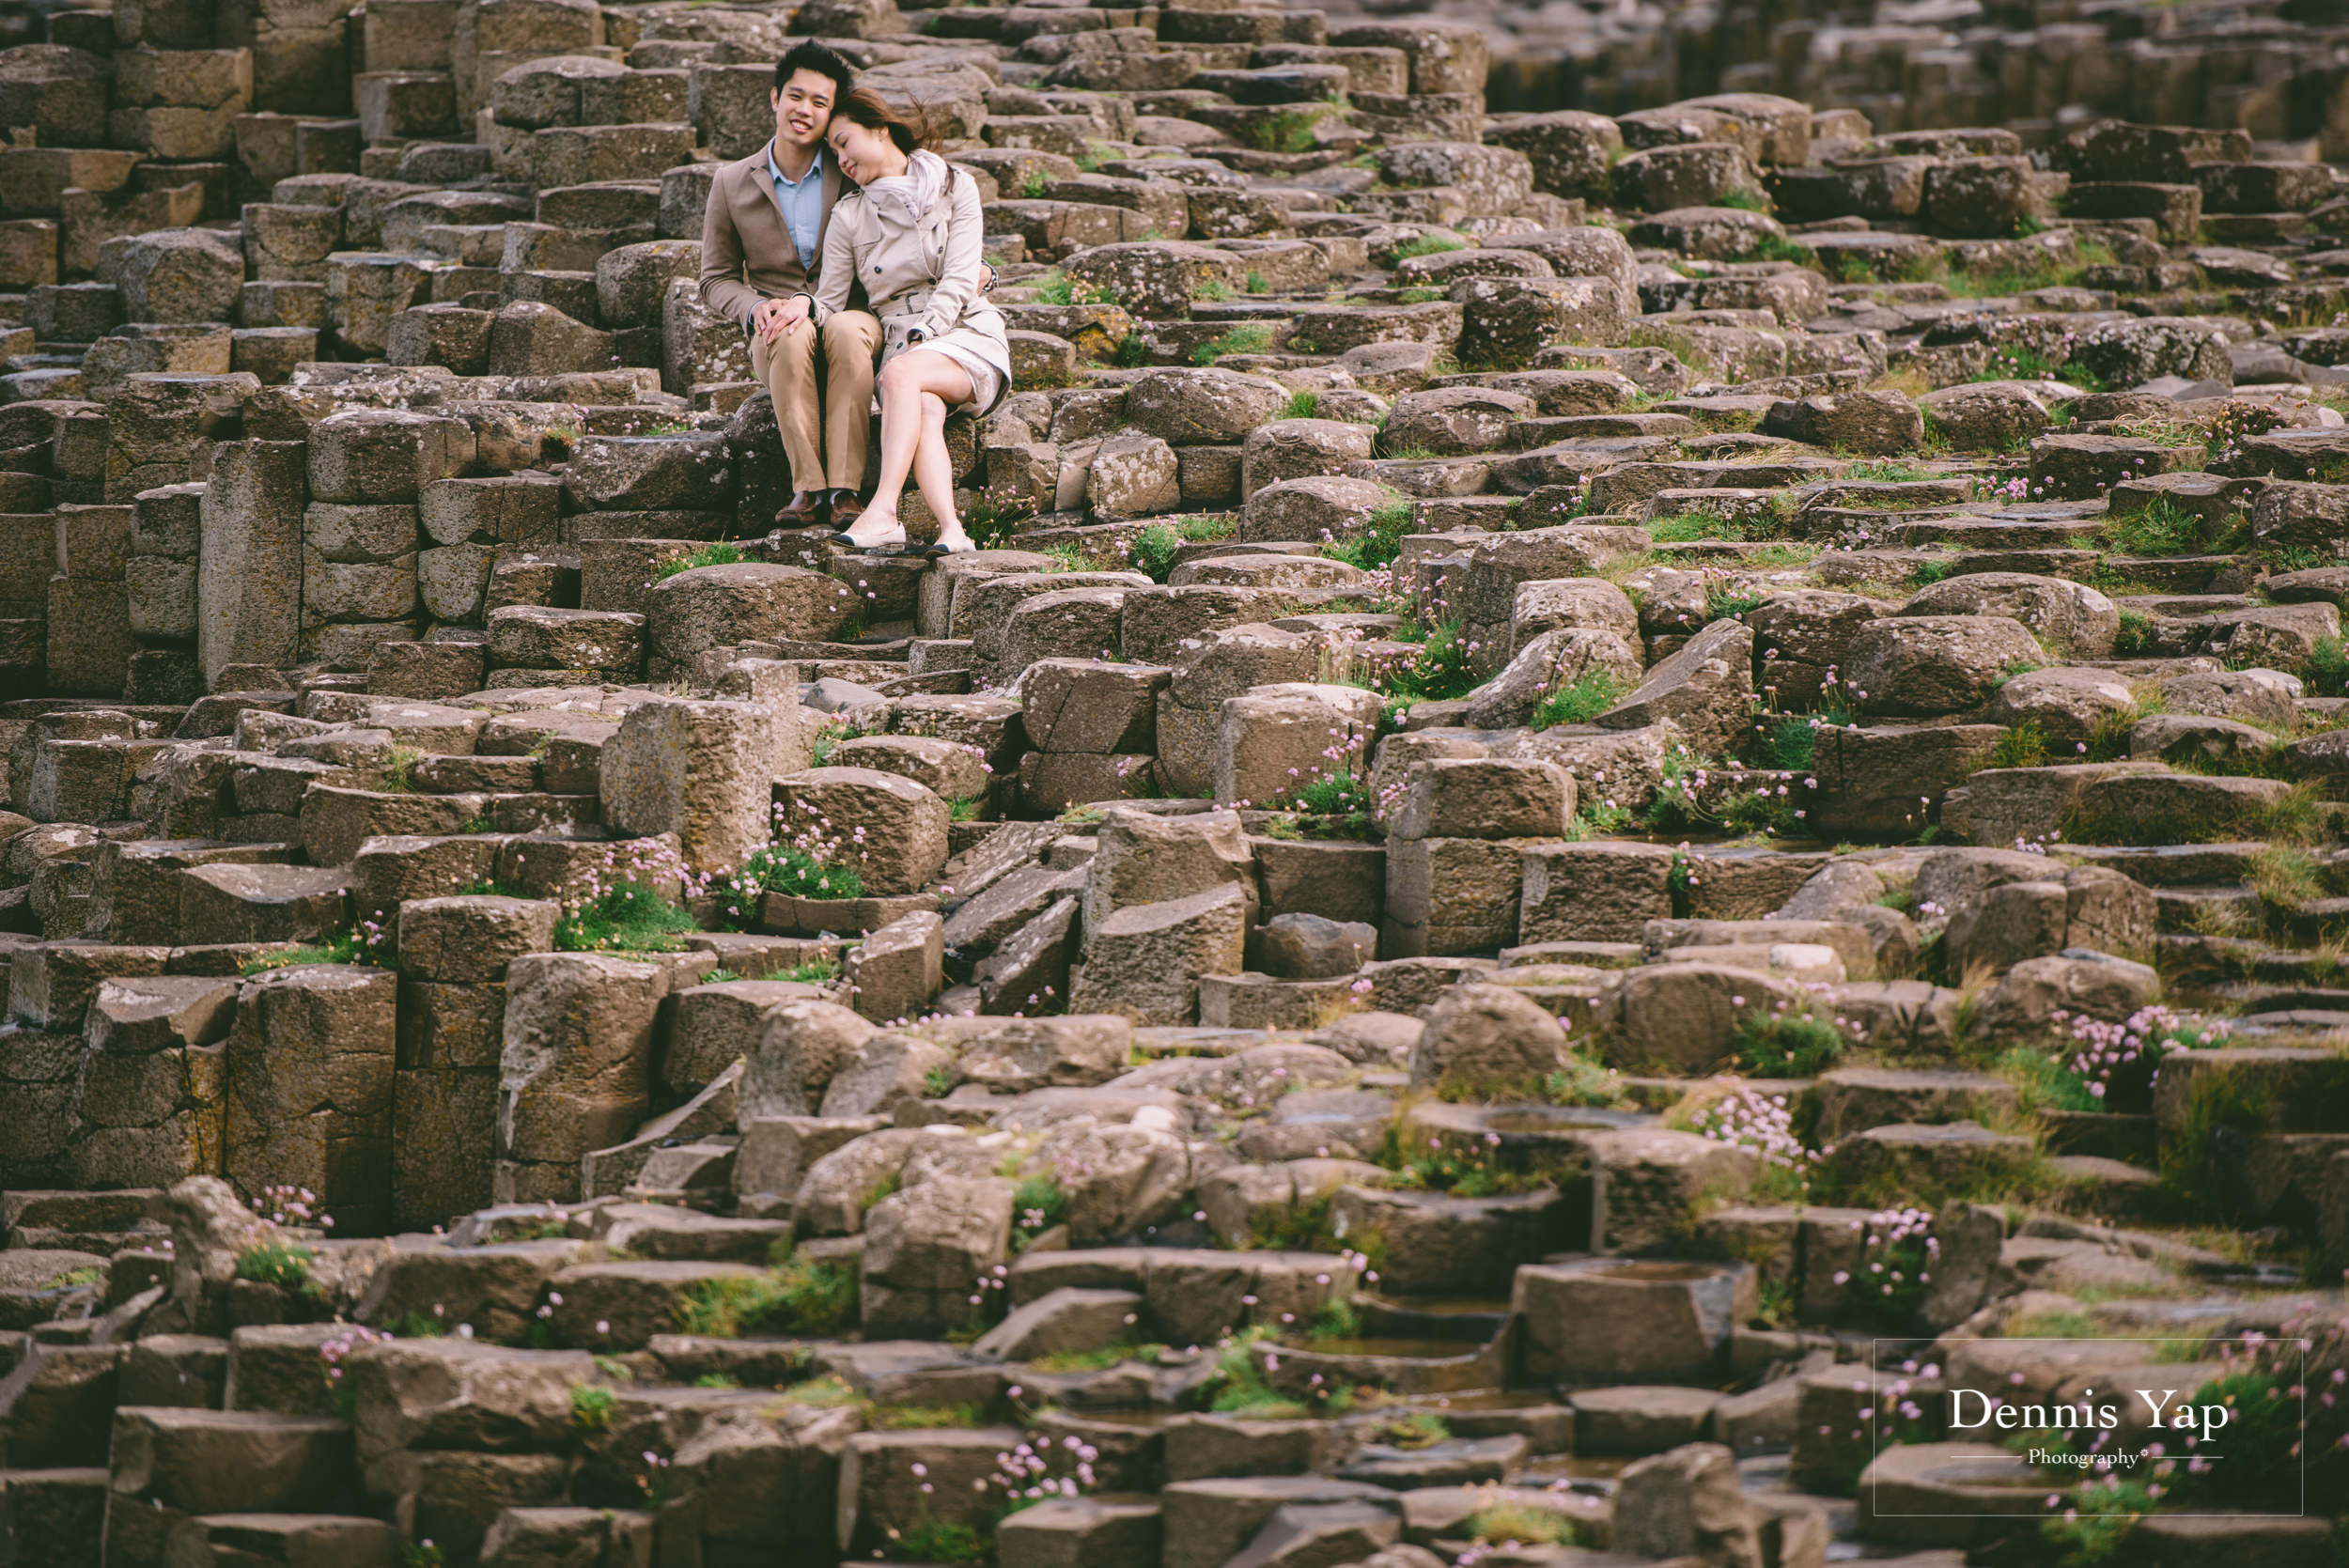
[748,308,881,493]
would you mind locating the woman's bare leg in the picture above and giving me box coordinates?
[910,391,972,550]
[851,349,975,545]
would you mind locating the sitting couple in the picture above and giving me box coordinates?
[698,40,1006,556]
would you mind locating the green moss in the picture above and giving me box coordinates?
[675,1253,860,1338]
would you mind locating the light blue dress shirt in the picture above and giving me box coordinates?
[767,142,824,277]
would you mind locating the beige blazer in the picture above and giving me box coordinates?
[696,141,848,327]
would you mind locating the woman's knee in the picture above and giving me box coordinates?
[878,355,919,397]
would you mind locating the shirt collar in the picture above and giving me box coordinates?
[769,142,823,188]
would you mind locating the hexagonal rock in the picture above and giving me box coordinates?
[111,228,244,323]
[1065,241,1246,318]
[1916,382,2050,452]
[646,564,855,673]
[1473,112,1616,206]
[1408,982,1565,1093]
[1901,571,2119,658]
[1844,616,2047,717]
[774,768,948,897]
[1239,474,1386,544]
[306,409,476,505]
[1379,141,1533,215]
[487,606,644,675]
[1381,387,1536,456]
[1020,658,1170,754]
[1601,962,1799,1076]
[395,895,559,985]
[1082,804,1258,936]
[599,696,784,876]
[1982,667,2137,748]
[1828,1120,2035,1196]
[1240,419,1375,497]
[1122,367,1291,445]
[1595,617,1752,755]
[1214,682,1383,810]
[1455,276,1626,366]
[1389,758,1574,841]
[563,431,732,513]
[972,1284,1142,1361]
[2069,316,2232,388]
[224,964,397,1234]
[1760,390,1923,456]
[1611,143,1763,211]
[1514,1257,1753,1382]
[1067,882,1250,1026]
[1084,432,1179,519]
[827,735,989,802]
[496,954,665,1203]
[862,1176,1016,1336]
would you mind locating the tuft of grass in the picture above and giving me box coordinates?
[893,1523,988,1566]
[654,542,748,582]
[736,840,866,903]
[675,1252,859,1337]
[1302,1295,1361,1343]
[1730,1004,1846,1078]
[1716,188,1772,213]
[1983,722,2049,770]
[1388,234,1469,262]
[2105,495,2232,558]
[1468,1502,1588,1548]
[554,879,698,954]
[377,745,424,793]
[234,1237,317,1294]
[1744,233,1813,265]
[1239,107,1329,154]
[1531,670,1622,730]
[240,933,364,974]
[1281,390,1320,420]
[2247,845,2324,908]
[1322,492,1414,572]
[1192,323,1274,365]
[569,1384,615,1431]
[2307,634,2349,697]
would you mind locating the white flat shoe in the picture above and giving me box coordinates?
[835,507,907,552]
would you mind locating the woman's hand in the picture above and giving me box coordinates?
[754,295,811,343]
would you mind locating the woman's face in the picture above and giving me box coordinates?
[829,117,900,184]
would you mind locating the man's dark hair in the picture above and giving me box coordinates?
[775,39,855,106]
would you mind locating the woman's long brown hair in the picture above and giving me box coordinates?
[834,85,932,157]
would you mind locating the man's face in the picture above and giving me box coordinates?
[773,69,836,151]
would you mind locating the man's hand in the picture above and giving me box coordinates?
[753,295,811,343]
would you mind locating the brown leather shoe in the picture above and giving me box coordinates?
[774,491,828,528]
[830,495,865,529]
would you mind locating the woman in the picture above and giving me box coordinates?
[762,88,1010,555]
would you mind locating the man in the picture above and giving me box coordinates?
[698,39,879,527]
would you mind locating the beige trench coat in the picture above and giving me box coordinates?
[807,167,1011,414]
